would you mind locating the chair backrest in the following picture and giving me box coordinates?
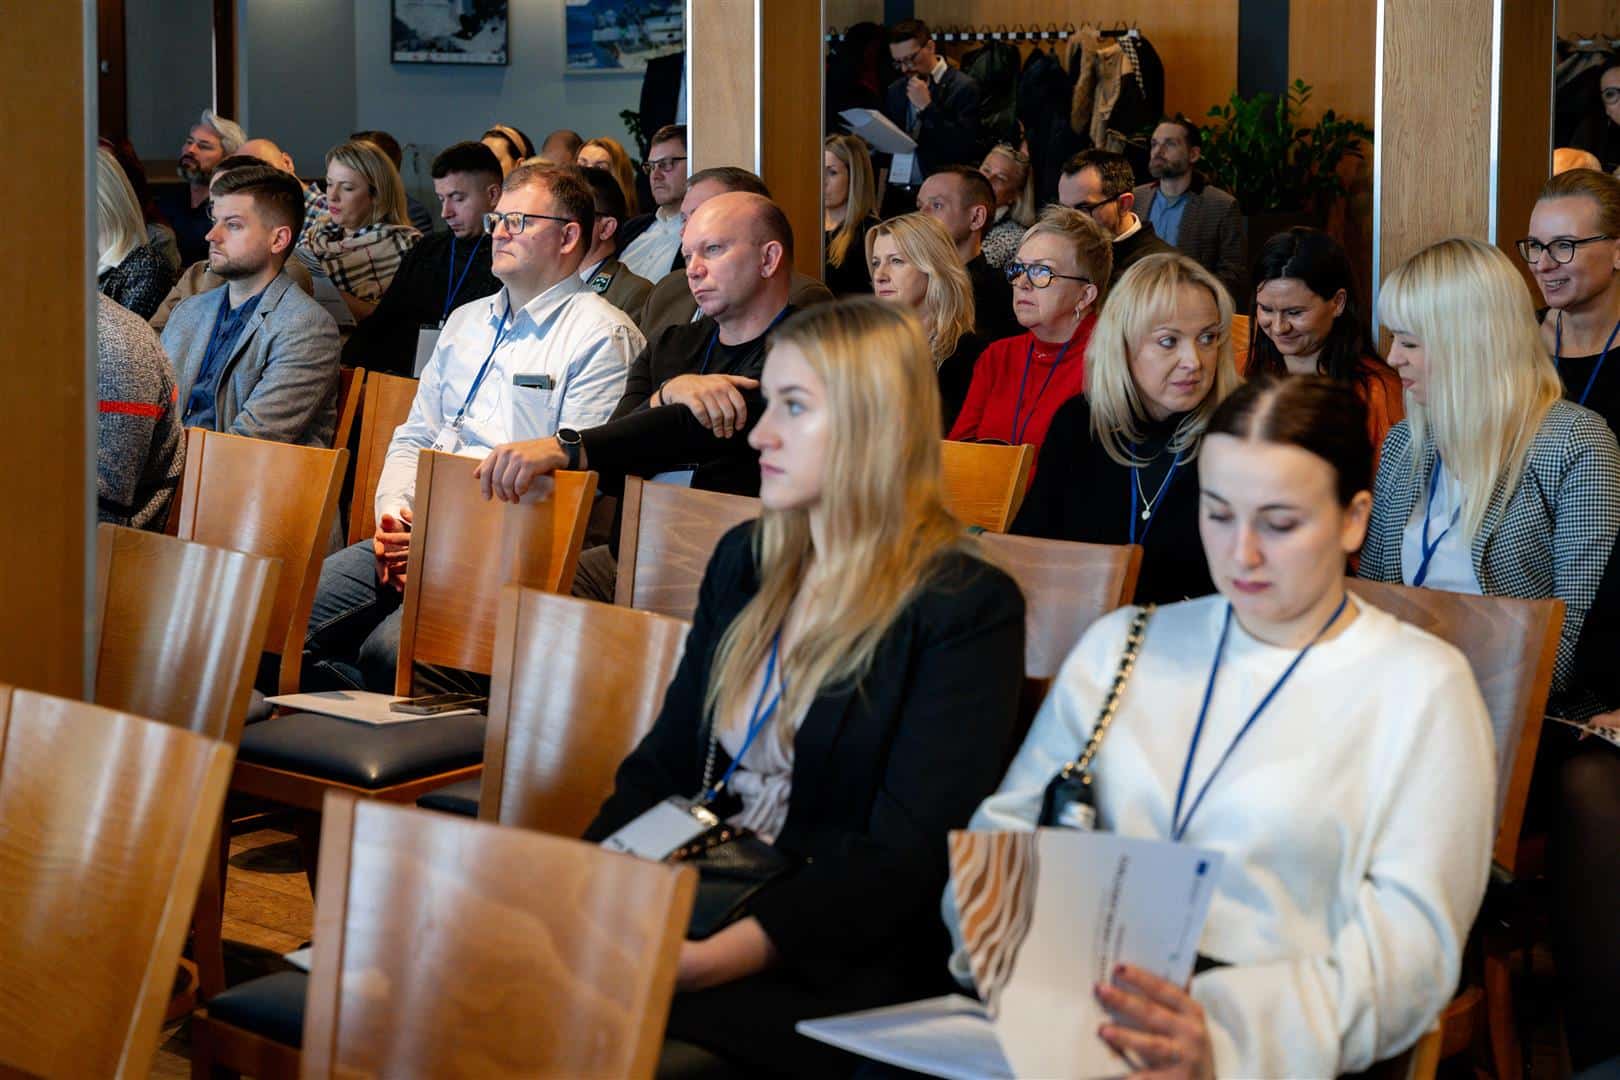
[484,588,689,834]
[301,793,694,1080]
[977,533,1143,683]
[396,451,596,694]
[0,686,233,1077]
[1231,312,1252,372]
[615,476,761,619]
[93,524,280,743]
[173,428,347,694]
[348,372,419,545]
[940,440,1036,532]
[1345,579,1563,873]
[333,366,365,452]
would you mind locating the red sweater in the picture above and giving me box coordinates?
[946,313,1096,463]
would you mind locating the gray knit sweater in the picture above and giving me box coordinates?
[97,294,184,529]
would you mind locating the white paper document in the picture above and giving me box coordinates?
[283,947,313,972]
[262,690,480,725]
[839,108,917,155]
[798,829,1223,1080]
[1551,715,1620,750]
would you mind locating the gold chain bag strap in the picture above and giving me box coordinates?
[1037,604,1154,830]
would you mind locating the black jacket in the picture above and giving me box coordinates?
[967,253,1021,341]
[342,230,500,374]
[937,331,987,433]
[1110,219,1178,288]
[584,522,1025,1075]
[881,65,984,180]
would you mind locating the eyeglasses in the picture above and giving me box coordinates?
[1515,234,1612,264]
[483,211,574,235]
[1006,262,1092,289]
[642,155,687,175]
[1603,88,1620,103]
[1070,194,1121,218]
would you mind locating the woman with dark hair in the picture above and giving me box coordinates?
[956,374,1495,1077]
[1249,227,1404,462]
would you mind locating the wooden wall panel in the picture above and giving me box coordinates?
[1560,0,1620,34]
[0,2,90,698]
[1289,0,1376,124]
[1499,0,1555,272]
[688,0,756,177]
[827,0,884,26]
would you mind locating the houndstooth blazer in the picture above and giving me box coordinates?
[1358,400,1620,718]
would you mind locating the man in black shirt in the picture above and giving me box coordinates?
[342,142,504,374]
[917,165,1020,339]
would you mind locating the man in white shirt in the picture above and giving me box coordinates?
[301,163,644,692]
[615,124,688,281]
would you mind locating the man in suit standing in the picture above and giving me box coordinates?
[882,20,982,200]
[161,164,340,447]
[1134,117,1247,305]
[577,167,654,318]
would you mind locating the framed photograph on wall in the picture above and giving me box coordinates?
[393,0,510,65]
[566,0,683,75]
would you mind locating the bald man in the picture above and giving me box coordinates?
[239,137,297,174]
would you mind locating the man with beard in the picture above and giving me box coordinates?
[160,165,340,447]
[1132,117,1246,304]
[153,109,246,265]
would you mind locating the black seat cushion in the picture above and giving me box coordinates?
[207,971,308,1048]
[415,777,481,817]
[237,711,486,788]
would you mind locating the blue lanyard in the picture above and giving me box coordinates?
[1412,457,1460,588]
[1009,337,1074,445]
[1128,446,1184,546]
[697,306,794,376]
[450,299,513,430]
[441,235,484,324]
[1553,312,1620,407]
[702,631,785,802]
[1171,594,1349,842]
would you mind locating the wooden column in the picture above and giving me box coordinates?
[686,0,826,280]
[1374,0,1552,307]
[0,1,92,697]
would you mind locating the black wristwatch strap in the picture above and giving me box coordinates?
[558,428,583,470]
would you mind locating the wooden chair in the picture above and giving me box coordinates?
[347,372,419,546]
[615,476,761,619]
[1345,579,1564,1079]
[1231,312,1252,373]
[332,366,364,453]
[297,794,693,1078]
[172,428,348,699]
[230,451,597,811]
[94,524,281,1000]
[940,440,1036,532]
[0,685,234,1078]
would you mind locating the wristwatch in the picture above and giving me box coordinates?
[556,427,583,470]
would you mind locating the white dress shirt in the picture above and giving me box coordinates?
[375,274,644,521]
[1400,460,1483,594]
[619,207,684,283]
[948,595,1496,1077]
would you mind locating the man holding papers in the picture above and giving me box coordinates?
[882,20,983,188]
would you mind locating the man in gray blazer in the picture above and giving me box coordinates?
[161,164,339,447]
[1134,118,1248,307]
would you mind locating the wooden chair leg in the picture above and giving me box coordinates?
[293,809,322,896]
[194,819,228,999]
[1484,941,1522,1080]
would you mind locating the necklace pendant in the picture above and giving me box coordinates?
[1140,508,1152,521]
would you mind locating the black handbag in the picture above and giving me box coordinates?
[1038,604,1154,829]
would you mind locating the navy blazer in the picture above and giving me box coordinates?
[585,523,1025,1015]
[881,65,984,181]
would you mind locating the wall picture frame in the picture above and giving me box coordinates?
[392,0,510,66]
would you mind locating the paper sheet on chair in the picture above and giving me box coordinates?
[1551,715,1620,751]
[797,829,1222,1080]
[283,947,313,972]
[263,690,479,725]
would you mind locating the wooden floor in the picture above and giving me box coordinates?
[151,826,315,1077]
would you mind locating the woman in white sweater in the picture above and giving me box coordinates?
[952,374,1497,1077]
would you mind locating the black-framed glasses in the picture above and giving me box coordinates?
[1006,262,1092,289]
[642,155,687,175]
[1070,194,1121,218]
[1603,87,1620,103]
[483,211,574,235]
[1516,234,1612,264]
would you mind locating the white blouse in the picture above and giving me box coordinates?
[949,594,1497,1077]
[1400,461,1482,594]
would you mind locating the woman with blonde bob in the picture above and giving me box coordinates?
[1360,236,1620,713]
[1013,251,1240,602]
[576,136,640,217]
[823,134,880,297]
[300,139,421,319]
[585,297,1025,1077]
[96,147,175,319]
[979,144,1036,269]
[865,212,984,429]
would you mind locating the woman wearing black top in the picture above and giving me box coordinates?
[584,298,1025,1078]
[1013,252,1239,603]
[823,135,879,297]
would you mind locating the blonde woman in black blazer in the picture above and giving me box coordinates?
[584,298,1025,1078]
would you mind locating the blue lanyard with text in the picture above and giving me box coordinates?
[450,300,513,430]
[441,235,485,325]
[697,306,794,375]
[1553,312,1620,407]
[1412,456,1460,588]
[1170,594,1349,842]
[1009,337,1073,445]
[1128,446,1185,546]
[701,631,785,802]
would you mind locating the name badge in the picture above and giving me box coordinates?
[601,796,717,860]
[414,327,441,378]
[890,151,917,187]
[512,372,554,390]
[430,425,464,454]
